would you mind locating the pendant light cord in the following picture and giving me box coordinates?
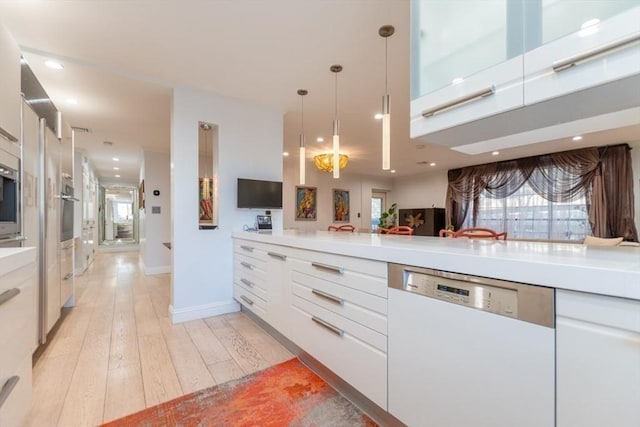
[334,71,338,119]
[385,36,389,94]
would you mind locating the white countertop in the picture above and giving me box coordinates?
[232,230,640,301]
[0,247,37,277]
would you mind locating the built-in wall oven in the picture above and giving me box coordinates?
[60,179,75,242]
[0,156,20,241]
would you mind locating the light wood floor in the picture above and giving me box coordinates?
[26,251,293,427]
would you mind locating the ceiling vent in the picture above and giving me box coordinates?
[103,141,114,146]
[71,126,90,133]
[416,161,430,165]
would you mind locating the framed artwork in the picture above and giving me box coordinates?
[295,186,317,221]
[138,179,145,210]
[332,189,350,222]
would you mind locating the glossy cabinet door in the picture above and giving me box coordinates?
[410,0,524,137]
[524,3,640,105]
[0,24,21,143]
[556,290,640,427]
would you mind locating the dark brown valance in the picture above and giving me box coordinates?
[445,144,638,241]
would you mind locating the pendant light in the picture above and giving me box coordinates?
[330,64,343,179]
[379,25,394,171]
[297,89,308,185]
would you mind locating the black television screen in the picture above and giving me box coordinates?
[237,178,283,209]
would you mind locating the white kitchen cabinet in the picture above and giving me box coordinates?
[524,4,640,105]
[556,289,640,427]
[0,24,21,144]
[410,1,640,144]
[287,251,388,410]
[410,0,524,137]
[0,253,36,427]
[264,248,291,338]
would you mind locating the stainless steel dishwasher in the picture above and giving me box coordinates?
[387,263,555,427]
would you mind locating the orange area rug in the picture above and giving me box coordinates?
[102,358,378,426]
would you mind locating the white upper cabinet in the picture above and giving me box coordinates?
[524,2,640,105]
[410,0,640,143]
[410,0,524,138]
[0,24,21,144]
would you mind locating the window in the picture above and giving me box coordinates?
[463,181,589,241]
[371,192,386,231]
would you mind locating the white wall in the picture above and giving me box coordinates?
[391,170,448,211]
[139,150,171,275]
[283,159,393,232]
[170,87,283,323]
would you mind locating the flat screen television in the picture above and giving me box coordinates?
[237,178,283,209]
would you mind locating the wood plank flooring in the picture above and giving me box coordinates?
[26,250,293,426]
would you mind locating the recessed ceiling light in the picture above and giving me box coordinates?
[316,137,324,143]
[113,167,119,170]
[452,77,464,85]
[112,157,119,161]
[66,98,78,105]
[374,113,384,120]
[115,174,120,178]
[430,162,436,167]
[572,135,583,141]
[45,60,63,70]
[390,169,396,173]
[282,152,289,157]
[492,151,500,156]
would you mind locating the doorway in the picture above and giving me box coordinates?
[371,191,387,232]
[100,185,139,246]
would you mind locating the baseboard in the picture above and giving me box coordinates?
[169,300,240,324]
[144,265,171,275]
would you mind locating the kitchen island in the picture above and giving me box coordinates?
[232,231,640,427]
[0,246,36,427]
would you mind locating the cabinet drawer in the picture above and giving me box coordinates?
[233,240,269,262]
[233,285,267,320]
[291,271,387,335]
[234,266,267,302]
[0,266,34,371]
[289,257,387,298]
[290,295,387,409]
[0,356,32,427]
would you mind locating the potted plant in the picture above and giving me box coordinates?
[378,203,398,230]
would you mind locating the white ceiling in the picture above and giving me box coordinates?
[1,0,638,184]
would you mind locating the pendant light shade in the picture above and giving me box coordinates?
[330,64,343,179]
[379,25,394,171]
[297,89,308,185]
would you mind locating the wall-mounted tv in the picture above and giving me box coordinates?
[237,178,283,209]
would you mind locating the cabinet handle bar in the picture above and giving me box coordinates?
[240,278,255,287]
[240,295,254,306]
[0,376,19,410]
[422,85,495,118]
[0,288,20,307]
[311,262,344,274]
[553,33,640,72]
[267,252,287,260]
[312,289,344,305]
[311,316,344,337]
[240,245,254,252]
[240,261,254,270]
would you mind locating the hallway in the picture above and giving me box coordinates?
[27,251,293,426]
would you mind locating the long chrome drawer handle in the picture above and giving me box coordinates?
[63,273,74,281]
[311,262,344,275]
[0,376,19,410]
[240,278,255,288]
[267,251,287,260]
[240,295,254,306]
[553,33,640,72]
[311,316,344,337]
[312,289,344,305]
[422,85,495,118]
[240,245,254,252]
[240,261,254,270]
[0,288,20,307]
